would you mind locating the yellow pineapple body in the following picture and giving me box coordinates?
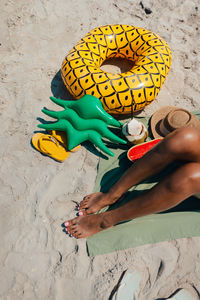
[61,25,172,115]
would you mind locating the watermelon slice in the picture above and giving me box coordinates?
[127,138,163,162]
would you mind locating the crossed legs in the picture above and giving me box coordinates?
[64,127,200,238]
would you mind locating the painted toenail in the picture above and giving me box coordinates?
[64,222,69,226]
[79,211,83,216]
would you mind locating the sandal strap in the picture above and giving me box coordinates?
[38,135,59,155]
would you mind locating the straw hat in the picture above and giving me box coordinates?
[150,106,200,139]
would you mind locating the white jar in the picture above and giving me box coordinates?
[122,119,148,144]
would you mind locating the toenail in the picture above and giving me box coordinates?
[79,211,83,216]
[64,222,69,226]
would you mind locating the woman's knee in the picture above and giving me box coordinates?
[183,162,200,185]
[162,127,200,157]
[168,162,200,194]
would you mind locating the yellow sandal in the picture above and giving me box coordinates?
[48,130,81,152]
[32,133,70,162]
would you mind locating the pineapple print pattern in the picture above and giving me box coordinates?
[61,25,172,115]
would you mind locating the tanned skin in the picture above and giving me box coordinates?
[64,127,200,238]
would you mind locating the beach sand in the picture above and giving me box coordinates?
[1,0,200,299]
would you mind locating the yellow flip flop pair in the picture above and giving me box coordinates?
[32,130,80,162]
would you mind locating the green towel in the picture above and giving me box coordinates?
[86,111,200,256]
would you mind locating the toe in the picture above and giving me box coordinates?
[69,226,82,238]
[83,195,91,201]
[64,217,77,227]
[84,207,95,214]
[79,207,96,216]
[71,229,78,235]
[78,210,87,216]
[79,203,88,209]
[79,201,89,210]
[66,224,79,236]
[68,225,77,232]
[73,232,83,239]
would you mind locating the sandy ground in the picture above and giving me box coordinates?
[1,0,200,299]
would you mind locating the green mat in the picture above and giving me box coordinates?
[86,111,200,256]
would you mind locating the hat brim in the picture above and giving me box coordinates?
[150,106,178,138]
[150,106,200,139]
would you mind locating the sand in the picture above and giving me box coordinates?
[1,0,200,299]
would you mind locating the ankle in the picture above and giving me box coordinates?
[106,190,123,204]
[100,212,114,229]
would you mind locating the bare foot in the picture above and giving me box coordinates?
[64,213,112,238]
[78,192,119,216]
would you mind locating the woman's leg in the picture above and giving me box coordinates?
[78,127,200,215]
[65,161,200,238]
